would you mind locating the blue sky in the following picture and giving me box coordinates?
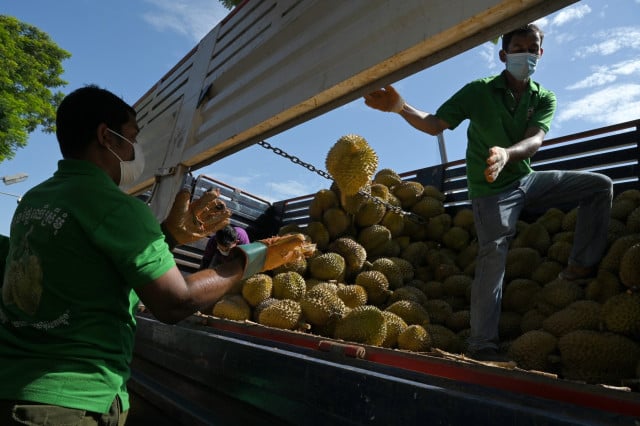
[1,0,639,236]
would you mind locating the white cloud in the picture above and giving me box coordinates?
[577,27,640,57]
[566,59,640,90]
[479,43,498,70]
[554,32,577,45]
[557,83,640,125]
[198,169,254,189]
[533,17,549,29]
[550,4,591,27]
[566,71,616,90]
[142,0,228,42]
[267,180,312,198]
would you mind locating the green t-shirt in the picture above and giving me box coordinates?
[435,72,556,198]
[0,235,8,281]
[0,159,176,413]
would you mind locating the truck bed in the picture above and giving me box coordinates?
[130,120,640,425]
[129,313,640,425]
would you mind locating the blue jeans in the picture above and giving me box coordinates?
[467,170,612,352]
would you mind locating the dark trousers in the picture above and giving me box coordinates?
[0,396,128,426]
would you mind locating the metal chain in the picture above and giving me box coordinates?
[257,140,426,224]
[258,140,333,180]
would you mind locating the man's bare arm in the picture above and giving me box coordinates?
[136,259,244,324]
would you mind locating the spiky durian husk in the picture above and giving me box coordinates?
[542,300,601,337]
[387,286,428,308]
[558,330,640,384]
[304,221,330,251]
[397,324,431,352]
[385,300,430,327]
[258,299,303,330]
[505,247,541,280]
[308,189,339,221]
[355,270,391,306]
[601,292,640,338]
[308,252,346,281]
[333,305,387,346]
[325,134,378,196]
[355,197,387,227]
[619,243,640,289]
[381,311,408,348]
[445,310,470,332]
[502,279,541,315]
[336,284,368,308]
[411,196,445,220]
[423,299,453,325]
[272,271,307,301]
[327,237,367,280]
[370,257,404,289]
[301,285,347,326]
[508,330,558,372]
[511,222,551,256]
[212,294,251,321]
[427,324,461,353]
[241,274,273,307]
[373,168,402,188]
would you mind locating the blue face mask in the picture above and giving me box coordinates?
[506,53,538,81]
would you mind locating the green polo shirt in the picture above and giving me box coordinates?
[0,159,176,413]
[0,235,8,281]
[435,72,556,198]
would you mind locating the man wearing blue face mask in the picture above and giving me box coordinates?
[0,85,314,425]
[364,24,612,363]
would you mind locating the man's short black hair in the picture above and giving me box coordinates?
[502,23,544,51]
[216,225,238,246]
[56,84,136,159]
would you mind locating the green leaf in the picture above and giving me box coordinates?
[0,15,70,162]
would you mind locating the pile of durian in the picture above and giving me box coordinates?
[209,134,640,388]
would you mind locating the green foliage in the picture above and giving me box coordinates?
[218,0,243,10]
[0,15,70,162]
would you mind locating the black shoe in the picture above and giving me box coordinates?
[465,347,510,363]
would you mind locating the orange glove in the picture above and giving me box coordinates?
[484,146,509,183]
[364,85,405,113]
[234,233,316,279]
[162,188,232,247]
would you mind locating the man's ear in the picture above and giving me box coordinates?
[539,47,544,57]
[499,49,507,63]
[96,123,112,148]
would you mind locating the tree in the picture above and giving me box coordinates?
[218,0,244,10]
[0,15,70,162]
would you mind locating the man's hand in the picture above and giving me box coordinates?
[484,147,509,183]
[364,85,405,113]
[258,233,316,271]
[234,233,316,279]
[163,188,232,246]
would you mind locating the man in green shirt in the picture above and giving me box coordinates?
[0,85,312,425]
[364,24,612,362]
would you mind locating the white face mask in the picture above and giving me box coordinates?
[505,52,538,81]
[106,128,145,188]
[217,243,234,256]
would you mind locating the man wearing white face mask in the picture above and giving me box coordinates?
[0,85,315,425]
[200,225,251,270]
[104,127,145,188]
[364,24,612,362]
